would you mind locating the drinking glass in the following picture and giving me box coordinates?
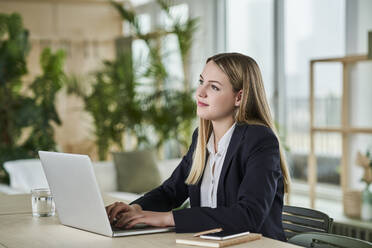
[31,188,55,217]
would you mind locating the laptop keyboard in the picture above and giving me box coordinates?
[111,223,150,232]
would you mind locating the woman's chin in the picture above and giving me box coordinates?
[196,113,214,121]
[197,112,210,120]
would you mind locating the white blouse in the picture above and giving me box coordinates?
[200,123,236,208]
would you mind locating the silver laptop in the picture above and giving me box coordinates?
[38,151,174,237]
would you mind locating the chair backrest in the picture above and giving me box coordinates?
[282,205,333,240]
[288,232,372,248]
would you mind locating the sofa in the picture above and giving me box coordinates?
[0,157,182,203]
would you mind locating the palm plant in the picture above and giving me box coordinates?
[110,0,198,155]
[68,0,198,160]
[87,52,145,160]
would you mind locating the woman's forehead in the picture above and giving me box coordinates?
[201,61,230,84]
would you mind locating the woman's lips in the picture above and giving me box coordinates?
[197,101,209,107]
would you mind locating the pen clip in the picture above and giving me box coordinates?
[193,228,223,237]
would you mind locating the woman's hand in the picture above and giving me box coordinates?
[105,202,175,229]
[125,210,175,229]
[105,202,143,227]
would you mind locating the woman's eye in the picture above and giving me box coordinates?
[199,79,203,85]
[211,85,220,91]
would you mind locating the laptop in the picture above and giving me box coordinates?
[38,151,174,237]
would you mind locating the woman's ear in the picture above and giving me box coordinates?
[235,90,242,107]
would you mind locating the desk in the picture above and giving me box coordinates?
[0,194,31,215]
[0,194,301,248]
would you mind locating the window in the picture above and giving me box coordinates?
[159,3,189,90]
[284,0,345,185]
[226,0,275,107]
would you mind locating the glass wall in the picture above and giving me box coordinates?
[227,0,346,185]
[226,0,275,106]
[284,0,345,184]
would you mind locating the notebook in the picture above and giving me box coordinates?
[176,233,262,247]
[38,151,174,237]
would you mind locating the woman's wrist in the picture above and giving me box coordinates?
[131,204,142,212]
[167,211,175,226]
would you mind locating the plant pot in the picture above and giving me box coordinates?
[343,190,361,219]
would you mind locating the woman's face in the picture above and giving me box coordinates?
[196,60,241,122]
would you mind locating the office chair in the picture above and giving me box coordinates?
[288,232,372,248]
[282,205,333,240]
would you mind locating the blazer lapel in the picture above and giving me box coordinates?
[216,123,246,206]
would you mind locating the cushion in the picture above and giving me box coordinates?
[3,159,49,192]
[0,183,25,194]
[156,158,182,181]
[92,161,117,192]
[112,150,161,194]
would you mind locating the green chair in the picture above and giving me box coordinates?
[282,205,333,240]
[288,232,372,248]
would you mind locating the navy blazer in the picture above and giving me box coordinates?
[131,123,286,241]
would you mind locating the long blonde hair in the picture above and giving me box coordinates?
[185,53,291,193]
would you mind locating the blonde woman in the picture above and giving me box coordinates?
[106,53,290,241]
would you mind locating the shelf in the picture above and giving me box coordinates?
[308,54,372,209]
[311,127,372,134]
[310,55,369,63]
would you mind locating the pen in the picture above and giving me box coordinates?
[193,228,223,237]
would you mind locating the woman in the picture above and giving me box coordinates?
[106,52,290,241]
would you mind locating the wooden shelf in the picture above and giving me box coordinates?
[308,54,372,209]
[310,55,369,63]
[311,127,372,134]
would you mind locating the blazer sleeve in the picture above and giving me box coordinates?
[130,128,198,212]
[172,131,282,233]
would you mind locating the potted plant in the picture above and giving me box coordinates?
[0,13,66,183]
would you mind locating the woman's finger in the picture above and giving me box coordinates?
[106,201,120,216]
[110,202,130,216]
[109,204,131,224]
[115,212,144,228]
[125,217,144,229]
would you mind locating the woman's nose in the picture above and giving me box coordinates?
[197,85,207,97]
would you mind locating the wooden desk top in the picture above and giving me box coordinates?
[0,194,301,248]
[0,194,32,215]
